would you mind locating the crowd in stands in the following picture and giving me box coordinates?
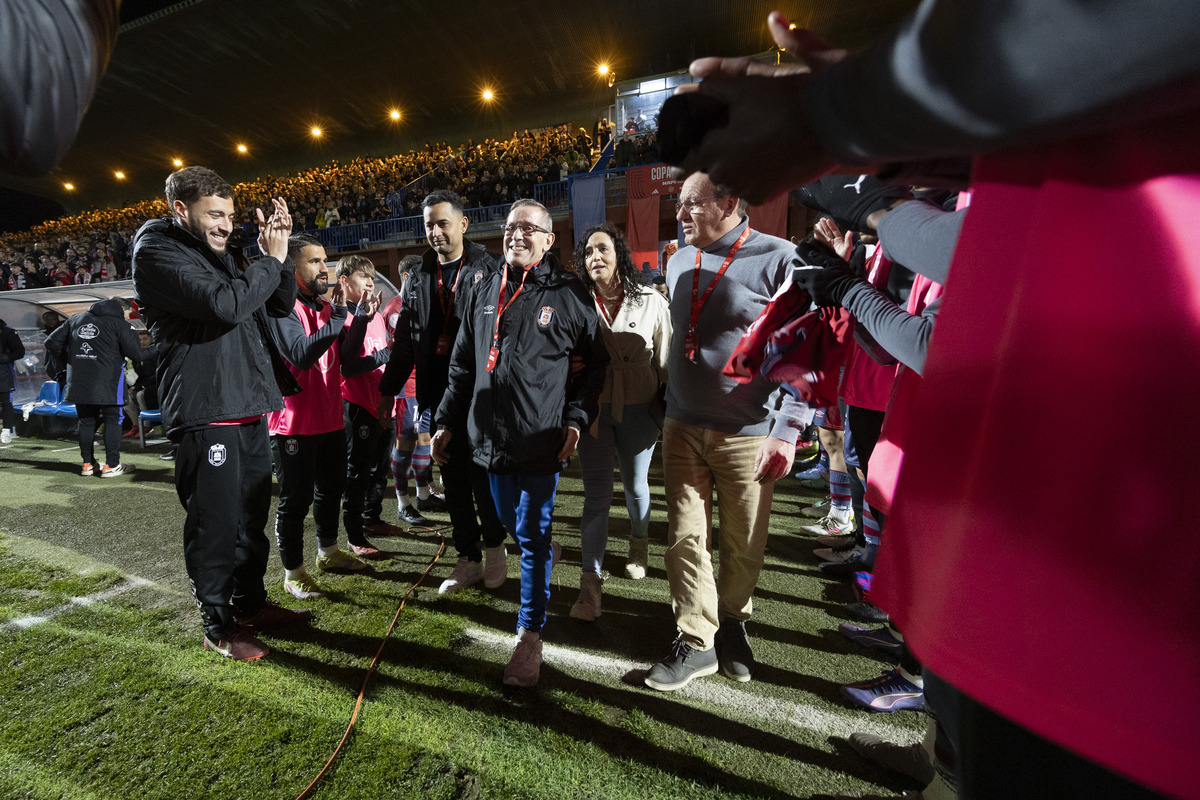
[2,121,653,292]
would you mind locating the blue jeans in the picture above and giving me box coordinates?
[577,402,660,575]
[489,472,559,634]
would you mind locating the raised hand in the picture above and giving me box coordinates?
[362,290,382,317]
[665,12,850,204]
[255,196,292,262]
[328,279,346,308]
[814,217,852,260]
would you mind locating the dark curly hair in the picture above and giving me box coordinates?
[572,222,643,308]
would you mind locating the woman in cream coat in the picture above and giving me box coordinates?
[570,223,671,620]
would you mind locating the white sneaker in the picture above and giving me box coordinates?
[800,513,856,537]
[625,537,648,580]
[503,629,543,687]
[0,429,11,444]
[483,544,507,589]
[439,556,483,595]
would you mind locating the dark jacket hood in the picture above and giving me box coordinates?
[88,298,125,318]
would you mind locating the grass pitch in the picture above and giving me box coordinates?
[0,429,922,799]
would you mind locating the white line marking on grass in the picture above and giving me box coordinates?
[52,446,78,452]
[461,627,915,741]
[1,575,154,633]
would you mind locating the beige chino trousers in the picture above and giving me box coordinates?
[662,417,775,650]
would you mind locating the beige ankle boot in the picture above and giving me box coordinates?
[625,537,648,580]
[569,572,603,621]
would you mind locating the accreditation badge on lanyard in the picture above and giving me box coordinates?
[486,264,533,372]
[435,259,465,356]
[685,228,750,361]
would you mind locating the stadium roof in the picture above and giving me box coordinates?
[0,0,918,225]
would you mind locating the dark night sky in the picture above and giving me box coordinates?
[1,0,918,234]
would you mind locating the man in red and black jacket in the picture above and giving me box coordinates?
[379,190,507,596]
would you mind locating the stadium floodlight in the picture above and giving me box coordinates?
[172,158,183,167]
[64,183,75,190]
[389,109,401,120]
[482,89,494,101]
[114,171,125,180]
[237,144,248,153]
[311,127,322,138]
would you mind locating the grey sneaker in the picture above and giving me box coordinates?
[848,732,936,785]
[416,492,447,513]
[644,638,718,691]
[483,544,507,589]
[715,617,755,682]
[397,504,429,526]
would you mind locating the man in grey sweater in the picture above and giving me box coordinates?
[644,171,812,692]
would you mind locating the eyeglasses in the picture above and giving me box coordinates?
[502,222,549,236]
[674,194,725,213]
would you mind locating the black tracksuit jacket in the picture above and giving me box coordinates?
[131,218,297,438]
[435,252,607,475]
[378,238,499,412]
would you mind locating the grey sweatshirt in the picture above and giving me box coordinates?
[840,201,965,374]
[664,218,812,441]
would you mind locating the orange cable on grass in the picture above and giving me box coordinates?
[295,526,450,800]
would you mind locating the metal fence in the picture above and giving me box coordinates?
[244,165,674,259]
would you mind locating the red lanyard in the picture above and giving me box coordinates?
[486,263,534,372]
[437,257,465,333]
[689,227,750,330]
[594,289,624,325]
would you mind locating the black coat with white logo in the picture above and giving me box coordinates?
[436,252,608,475]
[44,298,155,406]
[131,218,297,437]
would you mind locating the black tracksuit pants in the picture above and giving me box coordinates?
[176,419,272,641]
[76,403,122,466]
[271,429,346,569]
[443,419,506,561]
[343,400,391,542]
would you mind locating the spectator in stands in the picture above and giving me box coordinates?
[570,223,671,621]
[44,296,155,477]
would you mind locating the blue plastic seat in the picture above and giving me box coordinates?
[138,409,163,448]
[31,382,63,416]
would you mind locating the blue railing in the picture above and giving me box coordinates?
[243,166,675,259]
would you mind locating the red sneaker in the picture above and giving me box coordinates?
[349,541,383,559]
[235,600,313,630]
[203,628,269,660]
